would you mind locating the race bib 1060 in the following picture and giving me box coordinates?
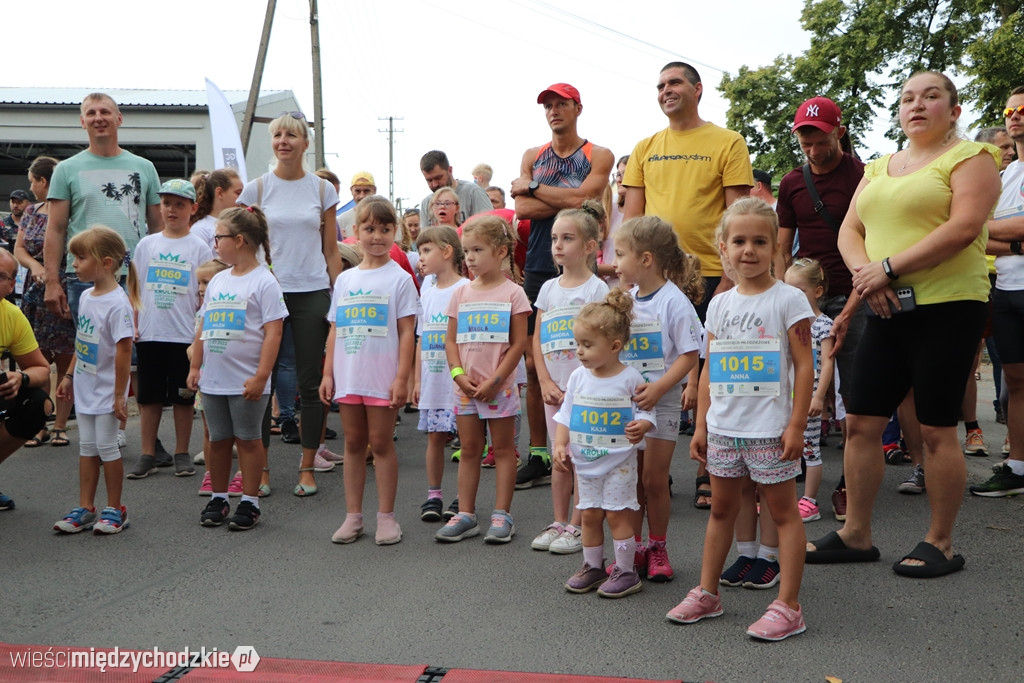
[708,338,781,396]
[456,301,511,343]
[145,258,190,295]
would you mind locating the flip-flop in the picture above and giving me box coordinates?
[892,541,965,578]
[24,429,50,447]
[50,429,70,447]
[806,530,880,564]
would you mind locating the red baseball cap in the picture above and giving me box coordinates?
[537,83,581,105]
[792,97,842,132]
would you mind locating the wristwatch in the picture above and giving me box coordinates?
[1011,240,1023,255]
[528,180,540,196]
[19,371,30,388]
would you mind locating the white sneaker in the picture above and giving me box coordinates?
[530,523,563,551]
[311,452,336,473]
[549,526,583,554]
[193,451,206,465]
[117,430,127,448]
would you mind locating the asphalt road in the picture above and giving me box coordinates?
[2,373,1021,682]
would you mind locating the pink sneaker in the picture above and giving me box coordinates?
[317,444,344,464]
[481,446,496,468]
[646,541,674,582]
[228,471,243,497]
[666,586,723,624]
[198,471,212,496]
[798,496,821,522]
[606,543,648,576]
[312,452,336,473]
[375,514,402,546]
[331,514,365,544]
[746,600,806,641]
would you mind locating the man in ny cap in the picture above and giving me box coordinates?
[2,189,33,251]
[510,82,613,489]
[775,95,865,522]
[338,171,376,239]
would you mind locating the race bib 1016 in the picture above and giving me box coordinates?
[337,294,390,338]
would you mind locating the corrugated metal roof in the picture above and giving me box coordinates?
[0,87,288,107]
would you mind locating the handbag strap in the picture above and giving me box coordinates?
[802,164,841,233]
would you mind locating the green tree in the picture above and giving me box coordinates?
[719,0,1020,179]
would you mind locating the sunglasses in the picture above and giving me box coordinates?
[277,111,306,120]
[1003,105,1024,118]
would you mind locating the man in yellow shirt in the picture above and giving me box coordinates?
[623,61,753,320]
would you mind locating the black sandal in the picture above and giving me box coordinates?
[50,429,70,447]
[694,475,712,510]
[24,429,50,448]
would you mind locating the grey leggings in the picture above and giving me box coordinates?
[281,289,331,449]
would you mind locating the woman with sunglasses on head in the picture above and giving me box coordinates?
[238,111,344,497]
[806,71,1001,578]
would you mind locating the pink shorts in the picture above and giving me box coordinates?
[337,394,391,407]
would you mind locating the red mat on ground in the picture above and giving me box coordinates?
[442,670,681,683]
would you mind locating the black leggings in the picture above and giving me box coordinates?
[282,290,331,449]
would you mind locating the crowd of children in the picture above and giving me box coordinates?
[49,179,859,643]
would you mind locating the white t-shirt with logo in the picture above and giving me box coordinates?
[134,232,213,343]
[328,260,419,401]
[993,159,1024,290]
[535,274,609,390]
[198,266,288,396]
[417,275,469,410]
[73,287,135,416]
[238,172,340,293]
[704,280,814,439]
[622,280,702,407]
[554,365,656,477]
[190,215,217,252]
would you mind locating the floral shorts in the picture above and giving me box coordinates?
[576,459,640,511]
[418,408,457,433]
[706,432,801,485]
[454,386,521,419]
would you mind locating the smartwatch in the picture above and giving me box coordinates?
[882,257,898,280]
[528,180,540,196]
[1011,240,1023,255]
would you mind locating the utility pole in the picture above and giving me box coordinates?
[309,0,325,169]
[378,116,404,203]
[241,0,276,155]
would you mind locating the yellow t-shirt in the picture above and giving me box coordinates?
[858,141,1000,305]
[624,123,753,276]
[0,299,40,357]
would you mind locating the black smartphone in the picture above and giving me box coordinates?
[865,286,916,317]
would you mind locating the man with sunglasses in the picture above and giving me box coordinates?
[972,87,1024,497]
[774,97,865,521]
[0,249,54,510]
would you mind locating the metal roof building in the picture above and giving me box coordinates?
[0,87,303,197]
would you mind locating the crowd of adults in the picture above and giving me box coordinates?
[0,67,1021,580]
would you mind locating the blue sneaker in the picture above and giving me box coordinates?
[54,506,97,533]
[94,506,129,535]
[0,492,14,510]
[435,512,479,542]
[484,509,515,544]
[742,558,780,589]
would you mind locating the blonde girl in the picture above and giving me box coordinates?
[611,216,702,581]
[320,197,418,546]
[430,187,460,227]
[784,258,835,522]
[436,215,530,544]
[413,226,469,522]
[530,206,608,555]
[668,197,813,641]
[54,226,140,535]
[187,206,288,531]
[556,289,655,598]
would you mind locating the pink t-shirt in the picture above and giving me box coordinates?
[445,278,531,397]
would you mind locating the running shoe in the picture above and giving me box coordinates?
[666,586,723,624]
[746,600,806,641]
[54,506,96,533]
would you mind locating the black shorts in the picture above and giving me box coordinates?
[1,386,50,439]
[136,341,195,406]
[523,269,557,336]
[992,288,1024,365]
[845,300,985,427]
[821,294,867,401]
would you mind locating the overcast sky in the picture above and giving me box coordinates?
[8,0,910,208]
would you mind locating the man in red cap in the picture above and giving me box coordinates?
[775,96,865,523]
[510,82,613,489]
